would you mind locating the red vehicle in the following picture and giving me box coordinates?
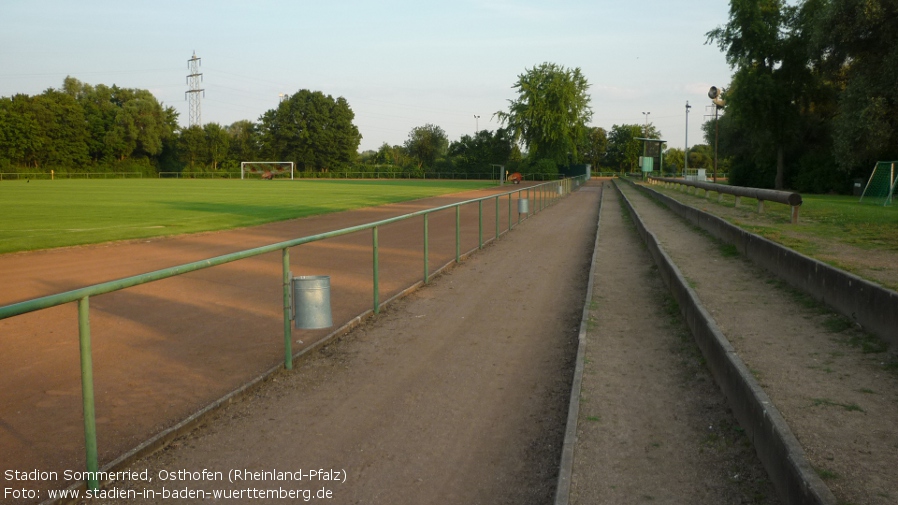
[508,172,523,184]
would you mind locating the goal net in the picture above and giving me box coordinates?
[241,161,294,180]
[859,161,897,206]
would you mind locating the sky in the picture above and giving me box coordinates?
[1,0,735,153]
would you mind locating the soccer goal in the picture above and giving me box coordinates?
[859,161,898,206]
[240,161,294,180]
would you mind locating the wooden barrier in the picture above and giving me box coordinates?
[648,177,803,224]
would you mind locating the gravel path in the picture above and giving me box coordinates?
[616,180,898,505]
[570,182,778,504]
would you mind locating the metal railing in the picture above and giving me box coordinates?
[157,171,570,181]
[0,175,588,490]
[648,176,803,224]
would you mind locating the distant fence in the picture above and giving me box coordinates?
[158,171,570,181]
[0,175,588,494]
[648,176,803,224]
[0,172,144,180]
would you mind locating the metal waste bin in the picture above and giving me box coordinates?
[292,275,332,329]
[518,198,530,214]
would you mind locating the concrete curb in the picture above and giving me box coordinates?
[614,180,836,505]
[636,179,898,346]
[553,183,605,505]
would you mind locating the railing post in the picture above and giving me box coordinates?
[373,227,379,313]
[508,193,512,230]
[495,195,500,239]
[423,214,429,284]
[77,296,99,490]
[478,200,483,249]
[526,188,531,219]
[455,205,460,263]
[282,249,293,370]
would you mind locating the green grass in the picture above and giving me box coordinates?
[652,184,898,287]
[811,397,864,412]
[814,466,840,481]
[0,179,494,254]
[736,194,898,253]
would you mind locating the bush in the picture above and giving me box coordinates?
[524,158,559,180]
[790,152,851,194]
[728,157,776,189]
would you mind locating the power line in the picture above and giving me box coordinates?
[186,52,204,127]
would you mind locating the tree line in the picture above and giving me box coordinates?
[707,0,898,192]
[0,77,365,176]
[0,66,629,179]
[1,65,702,180]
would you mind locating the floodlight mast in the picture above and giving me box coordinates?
[685,101,691,177]
[708,87,726,183]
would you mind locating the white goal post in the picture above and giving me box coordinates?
[240,161,294,180]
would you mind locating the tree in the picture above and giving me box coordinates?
[226,120,261,162]
[664,148,686,174]
[605,124,659,171]
[63,77,177,163]
[203,123,230,171]
[0,90,89,169]
[495,62,592,167]
[707,0,819,189]
[258,89,361,172]
[32,89,90,168]
[447,128,514,175]
[373,143,414,169]
[404,124,448,169]
[178,125,206,170]
[578,126,607,169]
[688,145,714,170]
[0,94,46,168]
[813,0,898,172]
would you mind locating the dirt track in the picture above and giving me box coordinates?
[0,182,575,503]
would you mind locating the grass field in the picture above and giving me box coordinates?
[0,179,494,254]
[649,182,898,289]
[723,194,898,252]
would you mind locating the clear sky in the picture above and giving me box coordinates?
[1,0,734,153]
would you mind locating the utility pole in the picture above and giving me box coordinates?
[186,51,204,128]
[684,101,691,177]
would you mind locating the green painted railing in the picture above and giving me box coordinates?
[0,175,588,490]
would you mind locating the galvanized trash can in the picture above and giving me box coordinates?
[518,198,530,214]
[293,275,332,329]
